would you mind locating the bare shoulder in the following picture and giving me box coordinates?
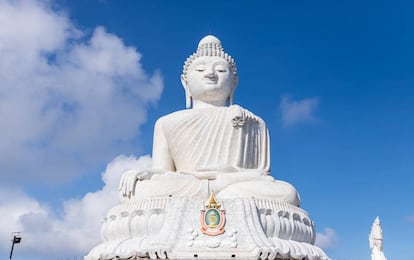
[154,109,193,127]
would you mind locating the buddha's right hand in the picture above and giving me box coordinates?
[118,169,151,198]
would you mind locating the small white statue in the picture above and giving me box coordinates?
[119,35,300,206]
[369,216,387,260]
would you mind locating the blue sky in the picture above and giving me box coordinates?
[0,0,413,259]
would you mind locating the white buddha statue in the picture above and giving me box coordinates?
[86,35,330,260]
[119,35,300,206]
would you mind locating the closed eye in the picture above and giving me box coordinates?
[194,65,206,72]
[215,64,227,72]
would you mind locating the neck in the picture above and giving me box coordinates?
[192,100,227,109]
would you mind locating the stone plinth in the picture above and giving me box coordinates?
[85,197,328,260]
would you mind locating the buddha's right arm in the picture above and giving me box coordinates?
[152,119,175,171]
[118,119,175,199]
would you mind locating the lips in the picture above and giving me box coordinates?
[204,79,218,84]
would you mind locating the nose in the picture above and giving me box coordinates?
[205,72,217,80]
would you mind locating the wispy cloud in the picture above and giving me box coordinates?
[315,227,337,250]
[280,96,319,127]
[405,213,414,223]
[0,0,163,185]
[0,155,152,257]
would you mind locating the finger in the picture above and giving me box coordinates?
[125,177,129,195]
[131,175,136,196]
[128,174,135,196]
[118,176,124,191]
[120,178,126,194]
[124,174,130,195]
[132,173,139,196]
[126,174,131,195]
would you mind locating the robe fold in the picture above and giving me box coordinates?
[157,105,270,176]
[131,105,300,206]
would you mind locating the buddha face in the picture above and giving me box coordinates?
[183,56,237,104]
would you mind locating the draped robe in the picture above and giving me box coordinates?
[155,105,269,176]
[132,105,300,206]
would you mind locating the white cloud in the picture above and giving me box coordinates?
[0,0,162,258]
[315,227,337,250]
[0,0,77,53]
[0,0,163,185]
[0,155,152,258]
[280,96,319,127]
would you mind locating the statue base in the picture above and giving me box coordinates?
[85,197,329,260]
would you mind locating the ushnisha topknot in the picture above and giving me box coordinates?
[181,35,238,81]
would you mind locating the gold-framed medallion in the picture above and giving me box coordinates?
[200,193,226,236]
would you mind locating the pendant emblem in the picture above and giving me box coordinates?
[200,193,226,236]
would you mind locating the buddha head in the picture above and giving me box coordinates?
[181,35,239,108]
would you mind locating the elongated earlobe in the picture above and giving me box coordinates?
[185,90,192,109]
[181,75,192,108]
[229,76,238,105]
[228,93,234,106]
